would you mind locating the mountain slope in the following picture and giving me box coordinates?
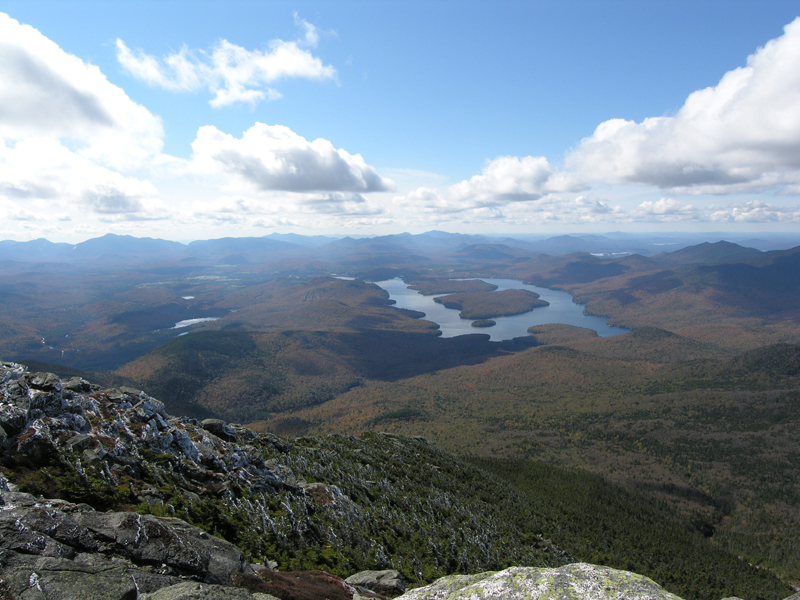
[282,340,800,584]
[0,361,791,600]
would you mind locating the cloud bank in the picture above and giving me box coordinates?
[116,16,336,107]
[0,12,167,228]
[567,17,800,195]
[394,156,581,212]
[2,9,800,240]
[394,18,800,227]
[0,13,163,171]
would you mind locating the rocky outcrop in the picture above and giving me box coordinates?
[0,489,257,597]
[396,563,683,600]
[346,570,405,597]
[0,359,569,586]
[1,360,792,600]
[140,582,277,599]
[0,360,297,508]
[0,487,379,600]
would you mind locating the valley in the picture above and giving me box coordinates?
[2,230,800,597]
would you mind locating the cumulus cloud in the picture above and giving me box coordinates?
[504,195,621,224]
[183,191,386,233]
[709,200,800,222]
[297,193,384,216]
[116,16,336,107]
[0,10,169,234]
[0,138,167,219]
[567,18,800,194]
[190,123,393,193]
[394,156,583,214]
[631,198,700,221]
[0,12,164,170]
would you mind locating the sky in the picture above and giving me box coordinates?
[1,0,800,242]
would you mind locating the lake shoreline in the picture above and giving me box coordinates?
[374,277,629,342]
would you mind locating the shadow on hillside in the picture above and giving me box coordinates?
[314,329,539,381]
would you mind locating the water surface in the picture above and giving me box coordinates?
[172,317,220,329]
[374,278,629,341]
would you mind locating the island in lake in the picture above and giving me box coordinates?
[434,288,549,319]
[471,319,496,328]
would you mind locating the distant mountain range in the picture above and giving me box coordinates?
[3,231,800,265]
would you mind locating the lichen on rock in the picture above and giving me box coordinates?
[396,563,684,600]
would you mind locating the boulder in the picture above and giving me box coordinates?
[0,490,250,594]
[27,371,62,392]
[396,563,683,600]
[73,510,248,584]
[346,570,405,597]
[139,581,255,599]
[201,418,237,442]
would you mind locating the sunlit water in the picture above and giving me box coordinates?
[373,278,629,341]
[172,317,220,329]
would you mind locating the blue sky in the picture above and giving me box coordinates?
[1,0,800,241]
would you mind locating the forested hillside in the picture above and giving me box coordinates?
[272,339,800,583]
[0,361,790,600]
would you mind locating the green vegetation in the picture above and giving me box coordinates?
[500,245,800,351]
[470,457,790,600]
[119,328,536,423]
[5,239,800,595]
[527,323,598,345]
[434,289,549,319]
[565,326,729,362]
[5,433,791,600]
[290,341,800,584]
[471,319,496,328]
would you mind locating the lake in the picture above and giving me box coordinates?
[373,278,629,341]
[172,317,220,329]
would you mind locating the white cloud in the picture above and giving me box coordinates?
[709,200,800,222]
[294,13,320,48]
[0,138,168,219]
[192,191,382,219]
[504,195,621,224]
[394,156,583,214]
[297,193,384,216]
[567,17,800,194]
[631,198,699,221]
[0,12,164,170]
[0,10,169,233]
[190,123,394,193]
[116,17,336,107]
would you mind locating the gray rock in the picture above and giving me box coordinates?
[72,510,248,584]
[2,556,139,600]
[63,376,94,392]
[28,371,62,391]
[0,391,28,434]
[782,594,800,600]
[0,491,249,588]
[15,420,60,463]
[139,581,255,599]
[201,419,237,442]
[346,569,405,596]
[396,563,683,600]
